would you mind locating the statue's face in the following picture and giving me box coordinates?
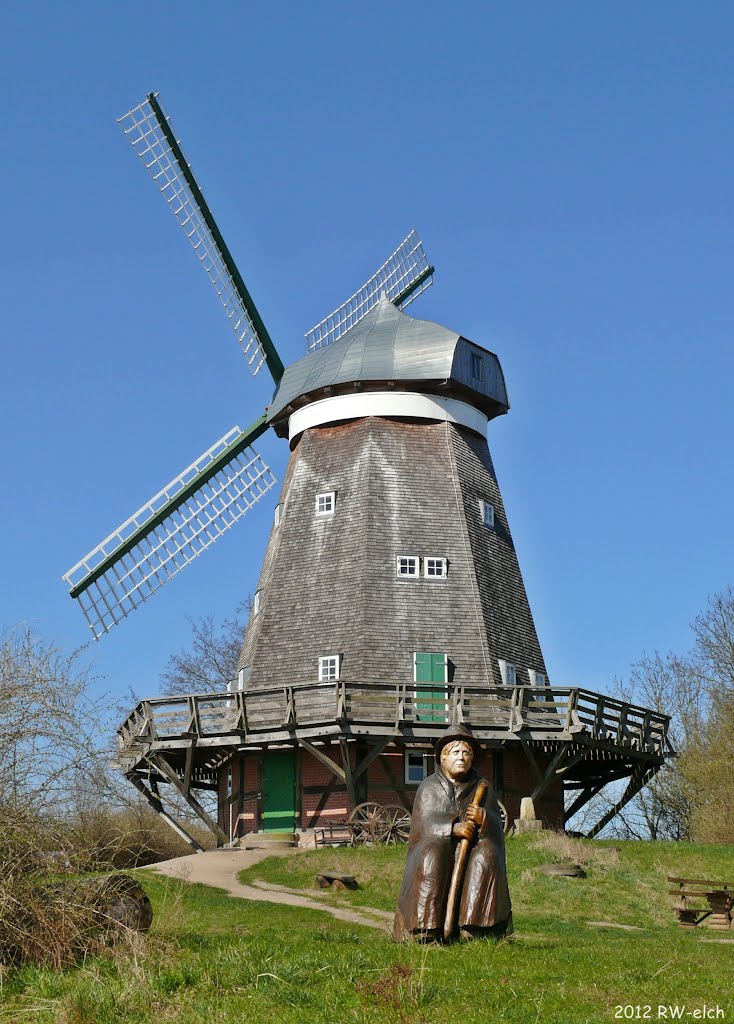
[440,740,474,781]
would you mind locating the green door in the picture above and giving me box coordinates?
[262,750,297,832]
[414,652,448,723]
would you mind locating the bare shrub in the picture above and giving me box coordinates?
[0,806,98,969]
[69,805,212,870]
[529,830,619,868]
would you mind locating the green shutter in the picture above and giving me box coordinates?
[415,652,448,722]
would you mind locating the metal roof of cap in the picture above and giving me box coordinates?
[267,297,504,424]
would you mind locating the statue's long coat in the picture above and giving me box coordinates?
[393,767,511,939]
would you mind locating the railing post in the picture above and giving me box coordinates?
[509,686,525,732]
[395,680,405,727]
[142,701,158,740]
[336,679,346,720]
[616,704,629,745]
[565,688,579,732]
[455,684,465,724]
[594,696,605,740]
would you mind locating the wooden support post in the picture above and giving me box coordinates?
[128,774,204,853]
[151,754,229,846]
[339,738,356,809]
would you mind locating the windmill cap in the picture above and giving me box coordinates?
[435,724,483,759]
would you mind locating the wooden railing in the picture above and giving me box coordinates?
[118,682,670,758]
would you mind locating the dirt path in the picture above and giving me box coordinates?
[149,849,390,932]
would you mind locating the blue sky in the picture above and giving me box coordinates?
[2,2,732,706]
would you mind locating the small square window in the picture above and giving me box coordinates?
[405,751,433,786]
[315,491,335,516]
[397,555,419,578]
[470,351,483,381]
[498,659,517,686]
[319,655,340,682]
[424,557,447,580]
[480,500,495,528]
[530,670,546,688]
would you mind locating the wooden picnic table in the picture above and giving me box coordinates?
[668,876,734,930]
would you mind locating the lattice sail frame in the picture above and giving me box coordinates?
[305,229,434,352]
[64,428,276,638]
[118,96,268,376]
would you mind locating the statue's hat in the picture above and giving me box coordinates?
[434,723,483,759]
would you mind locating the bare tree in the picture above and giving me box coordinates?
[690,585,734,691]
[574,652,701,841]
[158,600,251,695]
[0,627,107,814]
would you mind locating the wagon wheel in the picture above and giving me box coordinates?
[373,804,411,845]
[497,799,509,834]
[348,802,383,845]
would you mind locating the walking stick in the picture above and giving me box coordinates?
[443,781,487,941]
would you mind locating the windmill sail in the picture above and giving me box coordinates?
[64,418,275,638]
[304,229,434,352]
[118,94,284,383]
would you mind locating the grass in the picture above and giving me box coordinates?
[2,833,734,1023]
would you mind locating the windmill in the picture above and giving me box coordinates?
[65,94,671,849]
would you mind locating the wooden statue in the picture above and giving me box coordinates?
[393,724,512,942]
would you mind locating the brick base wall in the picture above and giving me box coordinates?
[217,741,566,835]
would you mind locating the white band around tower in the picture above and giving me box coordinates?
[287,391,489,442]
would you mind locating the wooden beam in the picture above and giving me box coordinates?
[519,735,543,785]
[564,779,608,823]
[352,737,393,781]
[150,754,229,846]
[298,739,346,783]
[306,774,340,829]
[128,774,204,853]
[531,745,574,803]
[183,740,195,796]
[585,766,659,839]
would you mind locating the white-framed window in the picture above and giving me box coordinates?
[479,499,495,528]
[498,659,517,686]
[318,655,340,682]
[315,491,335,516]
[529,669,547,688]
[404,750,433,786]
[424,557,447,580]
[273,502,283,528]
[252,590,261,616]
[226,766,233,799]
[470,351,483,381]
[396,555,420,578]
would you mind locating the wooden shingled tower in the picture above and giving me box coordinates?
[65,93,671,850]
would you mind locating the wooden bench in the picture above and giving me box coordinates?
[314,821,353,848]
[668,877,734,930]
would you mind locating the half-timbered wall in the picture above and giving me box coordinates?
[219,743,564,838]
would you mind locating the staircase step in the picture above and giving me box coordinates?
[240,832,298,850]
